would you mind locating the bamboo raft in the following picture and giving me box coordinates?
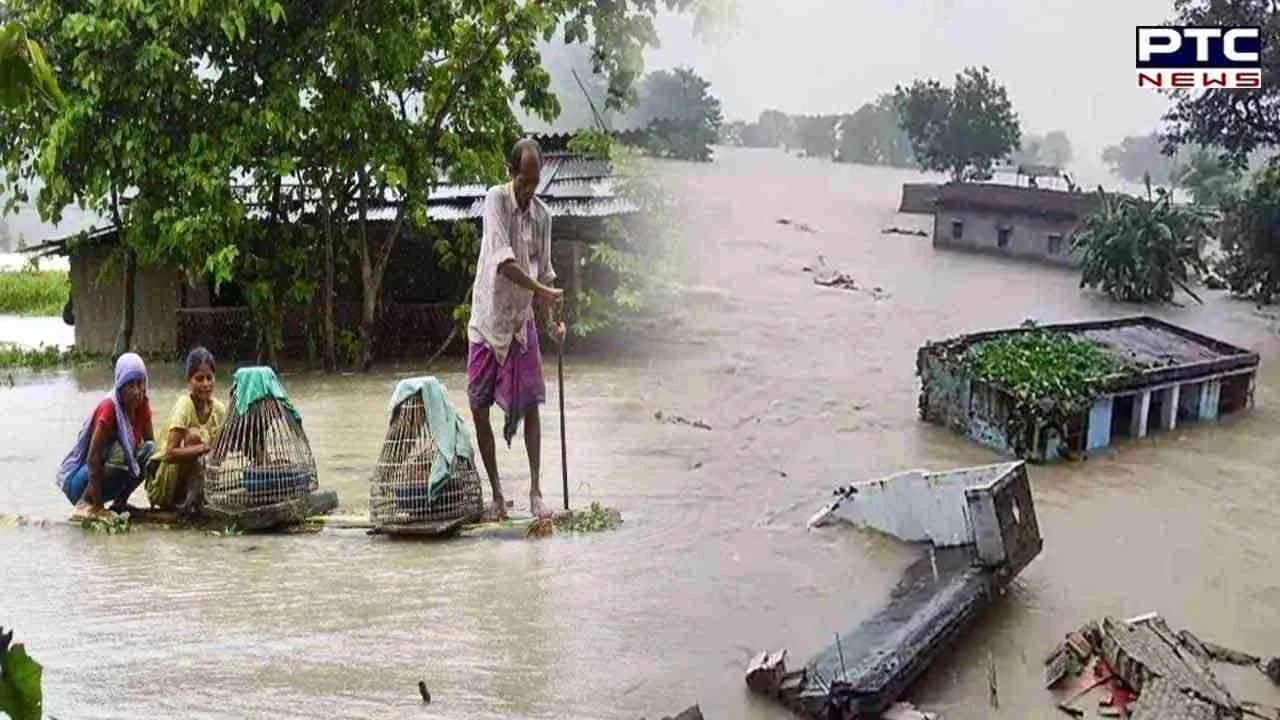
[1,500,622,541]
[1,490,340,534]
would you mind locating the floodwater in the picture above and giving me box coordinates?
[4,147,1280,719]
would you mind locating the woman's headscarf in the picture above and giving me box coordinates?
[55,353,150,491]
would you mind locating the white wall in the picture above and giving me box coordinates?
[829,463,1017,547]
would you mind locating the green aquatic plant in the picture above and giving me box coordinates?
[958,329,1141,458]
[554,501,622,533]
[82,513,131,535]
[209,522,243,537]
[0,627,42,720]
[0,342,98,370]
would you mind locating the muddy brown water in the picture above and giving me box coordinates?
[4,147,1280,719]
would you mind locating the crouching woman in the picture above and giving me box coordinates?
[55,353,155,519]
[147,347,226,515]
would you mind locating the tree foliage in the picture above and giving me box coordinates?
[1217,162,1280,303]
[738,109,792,148]
[1073,181,1213,304]
[836,94,914,167]
[962,330,1134,459]
[790,114,839,159]
[0,21,63,110]
[1013,130,1073,168]
[1169,146,1243,208]
[892,66,1021,182]
[1102,133,1182,185]
[1160,0,1280,168]
[629,66,722,161]
[0,627,42,720]
[565,129,683,340]
[1,0,729,368]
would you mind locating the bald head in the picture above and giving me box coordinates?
[508,138,542,209]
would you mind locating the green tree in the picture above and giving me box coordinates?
[565,129,683,340]
[0,21,63,110]
[1217,162,1280,303]
[3,0,731,368]
[740,109,791,148]
[1073,180,1213,304]
[1169,145,1242,208]
[626,66,723,161]
[1101,133,1181,185]
[1040,130,1073,167]
[233,0,730,368]
[790,114,839,160]
[836,94,914,167]
[1015,130,1073,168]
[1160,0,1280,168]
[892,65,1021,182]
[0,0,271,357]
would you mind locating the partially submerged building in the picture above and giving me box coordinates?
[918,316,1260,462]
[897,182,1100,267]
[749,461,1042,719]
[26,146,637,359]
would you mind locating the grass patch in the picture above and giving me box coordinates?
[0,342,98,370]
[553,502,623,533]
[0,270,69,317]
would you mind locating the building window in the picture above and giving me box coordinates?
[997,226,1012,249]
[1047,233,1064,255]
[950,219,964,240]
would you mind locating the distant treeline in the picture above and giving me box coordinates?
[719,96,1073,172]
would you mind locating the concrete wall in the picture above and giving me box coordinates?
[932,209,1081,267]
[70,244,183,356]
[830,462,1023,549]
[966,462,1042,571]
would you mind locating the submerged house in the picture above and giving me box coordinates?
[918,316,1259,462]
[898,182,1101,267]
[27,144,637,360]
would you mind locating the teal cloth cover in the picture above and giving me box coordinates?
[389,377,475,501]
[232,367,301,423]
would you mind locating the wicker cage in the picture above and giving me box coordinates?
[369,393,484,526]
[205,372,318,513]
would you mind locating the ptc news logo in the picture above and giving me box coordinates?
[1137,26,1263,88]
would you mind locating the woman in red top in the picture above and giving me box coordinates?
[55,352,155,518]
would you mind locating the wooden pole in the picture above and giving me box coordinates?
[558,345,568,511]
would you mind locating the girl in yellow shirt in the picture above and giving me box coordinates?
[146,347,227,513]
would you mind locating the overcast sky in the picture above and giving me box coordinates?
[645,0,1176,174]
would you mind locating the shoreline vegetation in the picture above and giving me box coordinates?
[0,269,69,317]
[0,343,94,370]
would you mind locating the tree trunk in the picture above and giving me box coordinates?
[112,246,137,358]
[321,202,338,371]
[356,170,375,372]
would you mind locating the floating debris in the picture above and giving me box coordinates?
[654,411,712,431]
[805,256,889,298]
[777,217,817,233]
[1046,613,1280,718]
[881,226,929,237]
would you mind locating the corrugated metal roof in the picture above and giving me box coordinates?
[32,150,634,252]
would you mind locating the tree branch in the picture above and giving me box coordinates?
[373,14,521,285]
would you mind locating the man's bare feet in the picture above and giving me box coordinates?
[482,495,509,523]
[530,492,551,520]
[73,503,112,520]
[109,502,142,515]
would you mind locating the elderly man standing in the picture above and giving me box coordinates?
[467,138,566,521]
